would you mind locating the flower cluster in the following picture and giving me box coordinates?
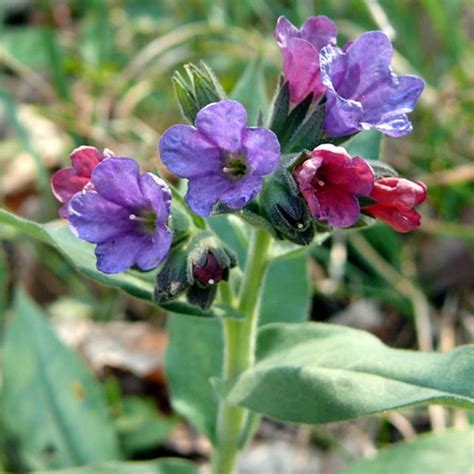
[275,17,424,137]
[50,13,428,300]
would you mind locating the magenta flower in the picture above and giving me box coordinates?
[274,15,337,104]
[320,31,424,137]
[294,144,374,228]
[68,158,172,274]
[364,177,427,233]
[193,252,226,288]
[51,146,109,218]
[159,100,280,217]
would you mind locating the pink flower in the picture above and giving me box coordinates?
[294,144,374,228]
[274,16,337,103]
[364,177,427,233]
[51,146,110,218]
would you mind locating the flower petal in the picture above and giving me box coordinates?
[323,91,363,136]
[241,127,280,176]
[316,186,361,228]
[219,175,262,210]
[70,146,103,177]
[68,191,134,243]
[366,205,421,233]
[95,234,144,274]
[92,157,145,211]
[319,153,374,196]
[139,173,172,225]
[274,16,299,47]
[283,38,323,103]
[51,167,89,203]
[134,225,173,271]
[195,100,247,153]
[321,32,424,137]
[300,15,337,50]
[185,174,231,217]
[159,124,222,178]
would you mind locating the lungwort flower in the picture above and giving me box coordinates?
[159,100,280,217]
[294,144,374,228]
[364,177,427,232]
[274,15,337,104]
[320,31,424,137]
[68,157,172,274]
[51,146,110,218]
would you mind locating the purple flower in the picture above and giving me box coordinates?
[274,15,337,104]
[320,31,424,137]
[294,144,374,228]
[68,158,172,274]
[51,146,108,218]
[159,100,280,217]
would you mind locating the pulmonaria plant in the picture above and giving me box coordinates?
[45,13,443,474]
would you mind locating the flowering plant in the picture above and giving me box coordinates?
[1,12,473,474]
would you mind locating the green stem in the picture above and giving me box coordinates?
[211,228,272,474]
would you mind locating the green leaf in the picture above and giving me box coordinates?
[0,210,153,299]
[215,322,474,424]
[172,74,199,123]
[259,254,311,326]
[340,428,474,474]
[41,458,198,474]
[165,315,222,442]
[115,397,178,456]
[0,27,50,68]
[369,160,398,179]
[286,103,325,153]
[2,289,120,470]
[279,93,313,151]
[1,210,224,318]
[268,79,290,139]
[231,55,268,125]
[345,130,382,161]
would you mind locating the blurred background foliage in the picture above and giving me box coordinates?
[0,0,473,472]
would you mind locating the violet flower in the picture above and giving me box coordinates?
[364,177,427,233]
[320,31,424,137]
[274,15,337,104]
[294,144,374,228]
[51,146,109,218]
[68,158,172,274]
[159,100,280,217]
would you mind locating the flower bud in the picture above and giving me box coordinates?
[186,233,237,310]
[154,247,189,304]
[172,61,226,123]
[260,168,315,245]
[363,177,427,233]
[154,232,236,311]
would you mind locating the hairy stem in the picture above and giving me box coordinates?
[211,228,272,474]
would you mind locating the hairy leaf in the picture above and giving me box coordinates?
[3,290,120,470]
[215,322,474,424]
